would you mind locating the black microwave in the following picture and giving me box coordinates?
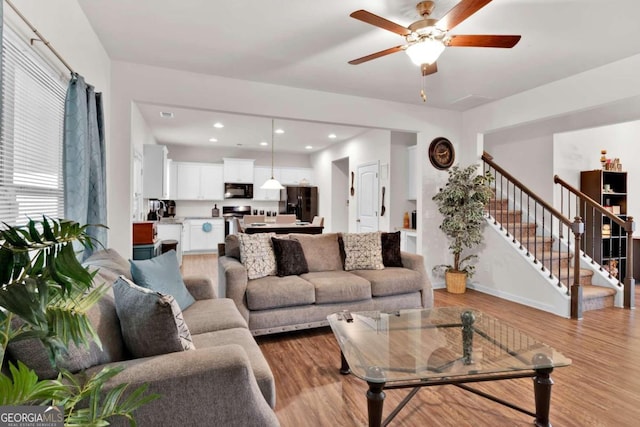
[224,183,253,199]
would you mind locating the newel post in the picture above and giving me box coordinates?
[571,217,585,319]
[624,217,635,309]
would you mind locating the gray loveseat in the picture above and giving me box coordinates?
[218,233,433,336]
[6,249,279,427]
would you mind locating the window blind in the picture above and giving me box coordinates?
[0,26,67,226]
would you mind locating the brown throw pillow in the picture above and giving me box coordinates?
[381,231,403,267]
[271,237,309,277]
[289,233,344,272]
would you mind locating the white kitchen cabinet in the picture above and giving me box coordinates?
[406,145,417,200]
[143,144,169,199]
[157,222,184,265]
[168,160,177,199]
[184,218,224,253]
[174,162,224,200]
[200,164,224,200]
[278,167,313,186]
[253,166,281,201]
[223,158,254,183]
[400,229,417,254]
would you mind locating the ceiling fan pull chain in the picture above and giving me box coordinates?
[420,74,427,102]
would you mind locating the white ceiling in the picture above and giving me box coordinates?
[78,0,640,150]
[137,103,371,153]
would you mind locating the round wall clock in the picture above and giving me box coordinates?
[428,137,455,170]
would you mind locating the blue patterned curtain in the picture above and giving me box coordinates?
[63,74,107,259]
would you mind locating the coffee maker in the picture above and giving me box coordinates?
[162,200,176,217]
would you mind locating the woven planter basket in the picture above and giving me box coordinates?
[445,270,467,294]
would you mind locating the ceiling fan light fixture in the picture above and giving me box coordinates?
[405,39,445,66]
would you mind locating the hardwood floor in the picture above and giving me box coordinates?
[184,254,640,426]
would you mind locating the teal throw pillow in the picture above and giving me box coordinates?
[129,250,195,311]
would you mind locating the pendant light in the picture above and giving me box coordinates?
[261,119,285,190]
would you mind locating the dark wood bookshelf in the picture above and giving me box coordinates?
[580,169,628,276]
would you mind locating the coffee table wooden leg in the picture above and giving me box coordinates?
[340,351,350,375]
[366,381,385,427]
[533,367,554,427]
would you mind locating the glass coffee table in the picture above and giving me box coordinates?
[327,307,571,427]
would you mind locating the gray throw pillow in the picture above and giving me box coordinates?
[129,250,195,311]
[113,276,195,358]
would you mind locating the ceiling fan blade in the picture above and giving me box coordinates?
[437,0,492,31]
[447,34,521,48]
[350,10,411,36]
[421,62,438,76]
[348,45,405,65]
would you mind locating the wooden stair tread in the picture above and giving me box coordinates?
[582,285,617,299]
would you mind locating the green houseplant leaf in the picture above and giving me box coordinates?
[432,164,494,277]
[1,217,158,424]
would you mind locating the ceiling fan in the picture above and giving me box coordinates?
[349,0,521,80]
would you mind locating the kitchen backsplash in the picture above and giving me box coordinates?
[175,200,281,218]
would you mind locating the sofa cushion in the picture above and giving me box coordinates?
[130,250,196,311]
[238,233,277,280]
[192,327,276,408]
[381,231,403,268]
[300,271,372,304]
[113,276,195,358]
[182,298,248,335]
[6,293,126,379]
[342,232,384,271]
[246,275,315,310]
[290,233,343,272]
[271,237,309,277]
[351,267,423,297]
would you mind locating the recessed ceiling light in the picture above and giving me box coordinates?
[209,137,218,142]
[305,145,313,150]
[213,122,224,128]
[260,141,268,146]
[328,133,337,139]
[274,128,285,134]
[159,111,174,118]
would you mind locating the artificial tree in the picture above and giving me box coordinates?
[0,217,157,425]
[432,164,494,293]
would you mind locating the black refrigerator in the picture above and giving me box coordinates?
[279,186,318,222]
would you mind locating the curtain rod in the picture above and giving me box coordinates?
[5,0,75,74]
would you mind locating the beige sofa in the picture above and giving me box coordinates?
[218,233,433,336]
[7,249,279,427]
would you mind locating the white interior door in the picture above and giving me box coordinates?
[357,162,379,232]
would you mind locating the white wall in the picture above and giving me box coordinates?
[110,60,461,257]
[461,52,640,297]
[390,132,417,232]
[164,144,311,167]
[311,129,390,232]
[484,135,554,203]
[554,120,640,220]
